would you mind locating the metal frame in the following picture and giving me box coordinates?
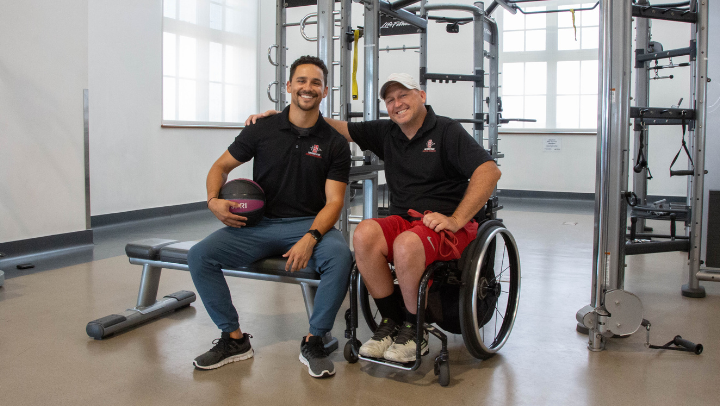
[578,0,711,352]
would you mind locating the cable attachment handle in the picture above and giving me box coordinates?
[669,111,694,177]
[643,319,703,355]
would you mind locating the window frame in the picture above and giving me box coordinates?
[498,0,600,134]
[161,0,260,129]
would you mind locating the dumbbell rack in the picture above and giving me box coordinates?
[576,0,711,351]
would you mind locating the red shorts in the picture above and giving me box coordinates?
[372,215,479,268]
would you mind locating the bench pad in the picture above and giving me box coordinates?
[128,240,319,280]
[125,239,179,260]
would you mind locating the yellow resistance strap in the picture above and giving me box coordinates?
[571,9,577,41]
[352,29,360,100]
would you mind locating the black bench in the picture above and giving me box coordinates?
[86,238,338,352]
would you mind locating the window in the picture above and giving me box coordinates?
[499,1,599,131]
[163,0,258,127]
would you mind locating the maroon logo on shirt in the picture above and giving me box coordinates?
[306,144,323,158]
[423,139,436,152]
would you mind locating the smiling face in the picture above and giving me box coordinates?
[382,82,427,129]
[287,63,328,112]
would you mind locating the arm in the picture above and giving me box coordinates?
[322,118,352,143]
[422,160,502,233]
[283,179,348,271]
[207,150,249,228]
[245,110,353,143]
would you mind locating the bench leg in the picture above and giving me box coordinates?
[300,282,316,320]
[299,282,338,354]
[86,264,196,339]
[137,264,162,308]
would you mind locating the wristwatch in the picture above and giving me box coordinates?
[307,229,323,243]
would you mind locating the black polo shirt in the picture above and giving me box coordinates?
[347,105,492,220]
[228,106,351,218]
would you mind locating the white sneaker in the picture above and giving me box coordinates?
[383,322,429,363]
[359,318,398,358]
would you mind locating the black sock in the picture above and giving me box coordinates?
[404,308,417,325]
[373,295,403,325]
[233,334,247,344]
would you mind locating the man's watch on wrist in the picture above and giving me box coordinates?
[307,229,323,243]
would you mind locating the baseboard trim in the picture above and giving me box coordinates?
[91,201,206,227]
[497,190,595,200]
[496,189,686,203]
[0,230,93,259]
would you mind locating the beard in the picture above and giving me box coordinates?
[294,91,319,111]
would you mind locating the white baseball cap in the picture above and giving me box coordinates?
[379,73,421,99]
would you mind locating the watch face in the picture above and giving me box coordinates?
[309,230,321,241]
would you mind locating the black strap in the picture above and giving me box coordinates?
[633,112,653,180]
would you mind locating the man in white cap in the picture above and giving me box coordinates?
[246,72,501,363]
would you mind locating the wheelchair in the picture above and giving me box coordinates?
[343,219,521,386]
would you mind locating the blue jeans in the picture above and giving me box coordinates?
[187,216,353,336]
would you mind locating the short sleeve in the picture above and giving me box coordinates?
[347,120,391,160]
[326,137,352,184]
[227,125,257,163]
[444,121,493,178]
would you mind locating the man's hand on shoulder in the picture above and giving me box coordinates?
[208,198,248,228]
[244,110,280,126]
[422,212,462,234]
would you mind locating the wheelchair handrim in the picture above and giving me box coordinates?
[470,227,521,353]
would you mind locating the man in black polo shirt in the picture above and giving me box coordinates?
[187,56,352,378]
[247,72,501,363]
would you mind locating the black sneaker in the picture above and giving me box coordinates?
[299,335,335,378]
[193,332,253,370]
[359,318,398,358]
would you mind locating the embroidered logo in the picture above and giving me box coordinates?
[306,144,322,158]
[423,139,436,152]
[427,236,435,250]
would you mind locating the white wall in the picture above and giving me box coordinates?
[1,0,711,245]
[0,0,89,243]
[88,0,251,216]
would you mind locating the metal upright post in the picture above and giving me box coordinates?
[339,0,351,122]
[632,0,650,232]
[682,0,709,298]
[584,0,633,352]
[419,0,428,92]
[472,2,485,147]
[275,0,287,110]
[485,14,499,161]
[362,0,381,220]
[364,0,380,123]
[339,0,352,242]
[317,0,335,118]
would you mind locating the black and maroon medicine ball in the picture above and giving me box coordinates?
[218,178,265,227]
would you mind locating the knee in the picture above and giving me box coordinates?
[353,220,383,253]
[392,232,424,268]
[320,233,354,270]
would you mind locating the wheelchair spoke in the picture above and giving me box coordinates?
[494,311,498,336]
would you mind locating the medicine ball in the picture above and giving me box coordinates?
[218,178,265,227]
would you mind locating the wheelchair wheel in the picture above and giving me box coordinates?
[459,224,521,359]
[344,339,360,363]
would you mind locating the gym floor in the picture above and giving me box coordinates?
[1,197,718,405]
